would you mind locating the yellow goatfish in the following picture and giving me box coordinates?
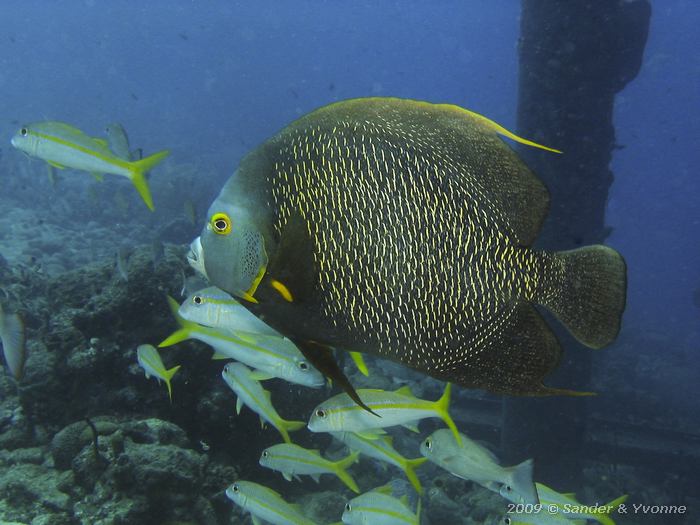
[137,344,180,401]
[11,121,169,211]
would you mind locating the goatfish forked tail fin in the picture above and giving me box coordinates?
[162,364,181,402]
[126,149,169,211]
[402,457,428,494]
[277,418,306,444]
[159,295,197,347]
[536,245,627,350]
[136,344,181,402]
[592,494,629,525]
[332,451,361,493]
[434,383,461,446]
[504,459,539,505]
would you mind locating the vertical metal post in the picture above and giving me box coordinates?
[501,0,650,487]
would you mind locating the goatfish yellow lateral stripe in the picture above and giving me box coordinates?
[226,480,315,525]
[342,485,421,525]
[332,431,427,493]
[221,362,305,444]
[11,121,169,210]
[136,344,180,401]
[259,443,360,493]
[308,383,461,445]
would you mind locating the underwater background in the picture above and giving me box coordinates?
[0,1,698,524]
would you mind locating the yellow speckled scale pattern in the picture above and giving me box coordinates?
[244,98,558,393]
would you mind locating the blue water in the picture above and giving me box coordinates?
[0,1,698,524]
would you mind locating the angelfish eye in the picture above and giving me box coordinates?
[20,128,28,137]
[315,409,326,419]
[193,295,203,305]
[344,503,351,512]
[210,212,232,235]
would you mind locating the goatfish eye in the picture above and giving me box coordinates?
[315,408,327,419]
[232,483,239,493]
[298,361,309,371]
[210,212,232,235]
[424,438,432,450]
[20,127,28,137]
[345,503,351,512]
[262,451,268,457]
[192,295,203,305]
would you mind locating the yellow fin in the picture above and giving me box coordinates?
[47,160,67,169]
[435,383,461,446]
[244,265,267,301]
[372,484,393,495]
[92,137,109,148]
[249,370,275,381]
[163,364,181,402]
[461,107,563,153]
[127,149,169,211]
[404,457,428,494]
[349,351,369,376]
[270,279,293,302]
[394,385,414,397]
[239,290,259,304]
[211,352,229,360]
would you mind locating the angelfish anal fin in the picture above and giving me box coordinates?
[294,339,380,418]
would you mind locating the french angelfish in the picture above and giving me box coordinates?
[197,97,627,408]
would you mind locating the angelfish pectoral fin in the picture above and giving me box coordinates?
[294,339,380,417]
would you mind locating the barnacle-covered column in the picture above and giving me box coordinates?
[501,0,650,486]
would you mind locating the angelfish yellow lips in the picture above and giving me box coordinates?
[210,212,232,235]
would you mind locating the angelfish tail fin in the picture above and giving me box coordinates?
[537,246,626,349]
[127,149,169,211]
